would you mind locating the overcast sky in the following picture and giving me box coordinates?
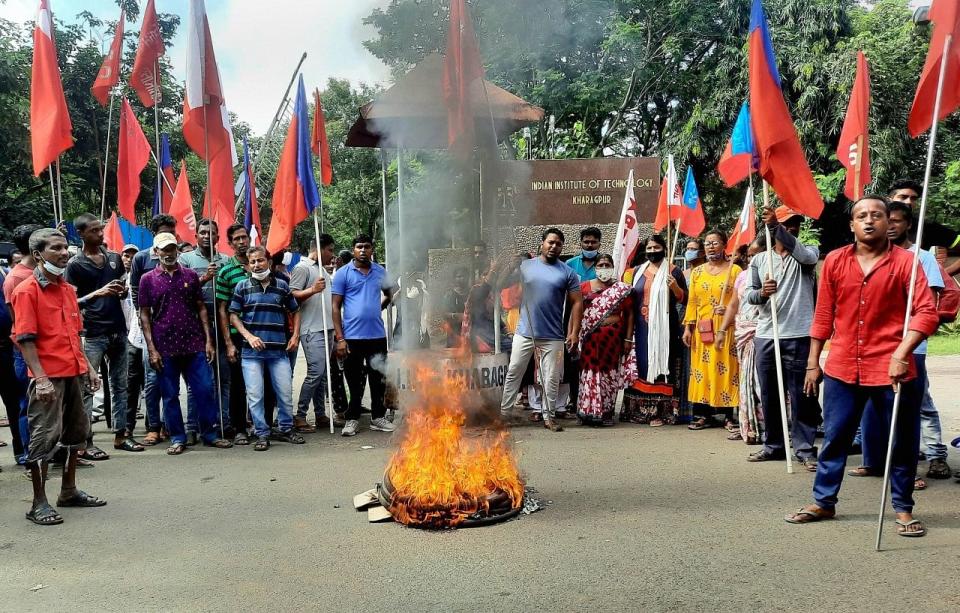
[3,0,393,134]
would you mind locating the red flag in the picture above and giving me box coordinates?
[91,10,124,106]
[130,0,164,107]
[183,0,237,254]
[653,155,681,232]
[30,0,73,176]
[312,89,333,186]
[116,99,151,223]
[726,185,757,256]
[908,0,960,137]
[169,161,197,245]
[103,211,124,252]
[838,51,871,201]
[748,0,823,219]
[442,0,485,156]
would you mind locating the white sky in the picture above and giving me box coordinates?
[2,0,393,134]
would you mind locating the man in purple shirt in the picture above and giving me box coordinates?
[139,233,232,455]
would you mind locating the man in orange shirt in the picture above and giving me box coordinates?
[12,229,105,526]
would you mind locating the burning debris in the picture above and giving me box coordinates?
[358,355,526,529]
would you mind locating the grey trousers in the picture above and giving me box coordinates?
[500,335,565,419]
[297,330,334,419]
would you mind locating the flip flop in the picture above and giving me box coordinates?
[81,446,110,461]
[896,518,926,537]
[56,490,107,508]
[784,506,835,524]
[25,503,63,526]
[166,443,186,456]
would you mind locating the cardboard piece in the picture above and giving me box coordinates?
[368,506,394,523]
[353,489,380,511]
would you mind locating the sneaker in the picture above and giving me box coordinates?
[370,417,396,432]
[341,420,360,437]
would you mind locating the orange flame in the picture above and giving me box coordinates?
[384,357,524,528]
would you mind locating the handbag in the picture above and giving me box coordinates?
[697,318,715,344]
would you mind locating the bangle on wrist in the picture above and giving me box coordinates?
[892,357,909,365]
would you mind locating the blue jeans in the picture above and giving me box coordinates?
[12,348,30,464]
[157,353,221,445]
[754,337,821,459]
[814,375,921,514]
[186,341,231,434]
[241,351,294,438]
[82,332,129,436]
[142,346,162,433]
[862,354,947,464]
[297,331,332,420]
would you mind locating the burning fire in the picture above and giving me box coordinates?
[383,359,524,528]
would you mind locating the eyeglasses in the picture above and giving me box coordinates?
[703,241,722,247]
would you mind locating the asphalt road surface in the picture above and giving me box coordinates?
[2,356,959,612]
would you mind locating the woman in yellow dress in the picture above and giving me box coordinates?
[682,229,741,430]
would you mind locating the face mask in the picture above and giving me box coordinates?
[684,250,701,262]
[581,250,598,259]
[42,260,66,276]
[706,252,725,262]
[251,269,270,281]
[595,268,616,283]
[646,251,665,264]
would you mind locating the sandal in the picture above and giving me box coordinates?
[528,412,544,423]
[649,419,664,427]
[166,443,185,456]
[745,436,760,445]
[272,430,305,444]
[799,458,818,473]
[687,418,713,431]
[724,419,738,432]
[113,438,144,452]
[233,432,250,446]
[784,505,835,524]
[926,458,951,480]
[543,420,564,432]
[25,503,63,526]
[914,476,927,491]
[56,490,107,507]
[76,457,95,468]
[896,518,926,537]
[81,446,110,461]
[141,432,161,446]
[727,431,743,441]
[254,437,270,451]
[203,438,234,449]
[847,466,880,477]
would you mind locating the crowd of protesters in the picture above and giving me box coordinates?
[1,179,958,535]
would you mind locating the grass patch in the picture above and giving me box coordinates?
[927,333,960,356]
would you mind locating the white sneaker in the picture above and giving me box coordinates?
[341,420,360,437]
[369,417,396,432]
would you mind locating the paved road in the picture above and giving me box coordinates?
[2,356,959,612]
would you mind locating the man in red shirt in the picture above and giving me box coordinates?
[785,197,939,538]
[12,229,105,526]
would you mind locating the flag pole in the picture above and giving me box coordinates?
[875,32,952,553]
[153,64,162,214]
[148,148,176,195]
[47,164,59,226]
[761,179,795,475]
[100,91,117,220]
[380,151,393,351]
[670,219,682,267]
[55,157,64,226]
[720,176,752,300]
[312,209,336,435]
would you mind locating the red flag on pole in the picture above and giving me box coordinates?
[442,0,485,156]
[312,89,333,186]
[908,0,960,137]
[169,160,197,245]
[748,0,823,219]
[183,0,237,254]
[838,51,871,201]
[103,211,125,252]
[30,0,73,176]
[653,155,681,232]
[91,10,124,106]
[116,98,151,223]
[130,0,164,107]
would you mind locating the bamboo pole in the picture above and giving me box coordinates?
[100,92,117,220]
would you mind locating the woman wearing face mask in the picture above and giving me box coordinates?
[576,254,635,426]
[683,239,706,282]
[718,239,766,445]
[621,236,687,425]
[682,230,741,430]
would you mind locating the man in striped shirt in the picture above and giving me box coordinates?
[228,246,304,451]
[215,224,252,444]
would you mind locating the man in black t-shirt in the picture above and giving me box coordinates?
[65,213,143,456]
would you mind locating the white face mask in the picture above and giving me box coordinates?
[42,260,66,276]
[595,268,616,283]
[251,269,270,281]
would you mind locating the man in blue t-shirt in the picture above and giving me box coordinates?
[565,227,601,282]
[499,228,583,431]
[332,234,397,437]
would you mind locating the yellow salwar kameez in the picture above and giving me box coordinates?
[683,263,741,409]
